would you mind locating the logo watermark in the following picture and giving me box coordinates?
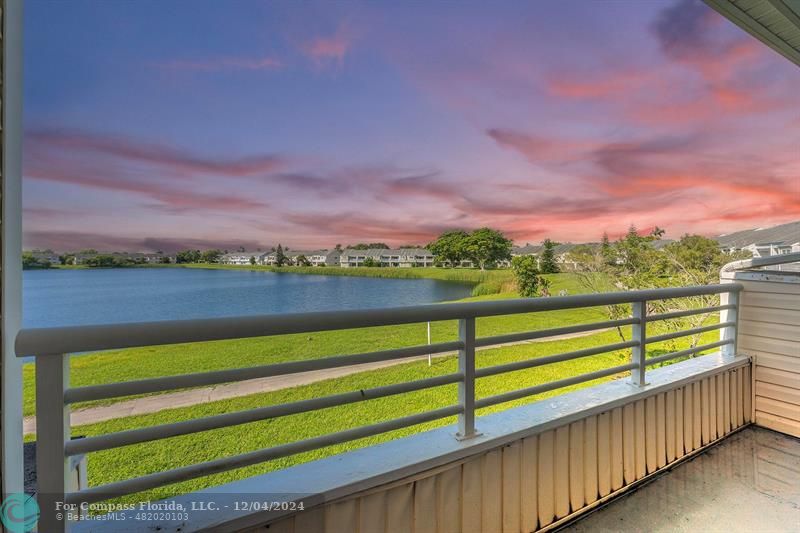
[0,493,40,533]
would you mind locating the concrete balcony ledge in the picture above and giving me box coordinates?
[74,353,749,533]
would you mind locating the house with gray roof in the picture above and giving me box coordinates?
[716,220,800,258]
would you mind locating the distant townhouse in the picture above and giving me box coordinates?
[716,221,800,257]
[220,252,263,265]
[307,250,340,266]
[339,248,435,268]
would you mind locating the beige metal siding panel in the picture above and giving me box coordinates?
[645,396,658,473]
[745,365,753,423]
[596,412,612,497]
[267,517,294,533]
[753,353,800,373]
[756,396,800,422]
[520,436,538,533]
[665,390,676,463]
[386,484,414,533]
[554,426,570,519]
[675,388,685,458]
[736,370,745,426]
[583,416,598,505]
[294,506,325,532]
[757,381,800,405]
[359,491,386,533]
[461,459,482,533]
[326,499,358,533]
[701,378,710,445]
[610,408,624,491]
[502,442,521,533]
[740,320,800,342]
[739,306,800,326]
[622,404,636,485]
[537,430,555,527]
[413,475,438,533]
[756,366,799,389]
[437,466,461,533]
[709,376,718,440]
[756,411,800,437]
[482,450,503,533]
[724,372,732,435]
[634,400,647,480]
[736,279,800,295]
[740,336,798,357]
[655,394,667,469]
[740,291,800,310]
[692,382,702,451]
[568,421,584,513]
[683,386,694,452]
[715,374,725,439]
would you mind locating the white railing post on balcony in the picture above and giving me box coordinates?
[36,354,69,533]
[631,301,647,386]
[721,290,739,359]
[456,317,478,439]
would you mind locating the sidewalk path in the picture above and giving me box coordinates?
[23,328,612,434]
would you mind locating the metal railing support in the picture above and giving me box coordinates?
[456,317,478,439]
[35,354,69,533]
[720,290,739,359]
[631,301,647,386]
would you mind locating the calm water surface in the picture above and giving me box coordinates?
[23,268,473,328]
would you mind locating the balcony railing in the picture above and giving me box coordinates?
[15,283,742,532]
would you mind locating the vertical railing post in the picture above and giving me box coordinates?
[456,317,478,439]
[36,354,70,533]
[721,289,739,359]
[631,300,647,386]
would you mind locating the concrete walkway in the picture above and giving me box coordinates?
[23,328,612,434]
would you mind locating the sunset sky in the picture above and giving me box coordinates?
[23,0,800,252]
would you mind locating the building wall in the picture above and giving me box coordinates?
[728,273,800,437]
[248,365,750,533]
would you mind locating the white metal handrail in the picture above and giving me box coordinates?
[16,283,742,532]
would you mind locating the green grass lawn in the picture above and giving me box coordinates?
[21,273,593,416]
[47,326,723,506]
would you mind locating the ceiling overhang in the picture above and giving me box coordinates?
[704,0,800,67]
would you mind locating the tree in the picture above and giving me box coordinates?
[159,256,171,264]
[296,254,311,267]
[58,254,75,265]
[200,249,222,263]
[274,244,288,267]
[175,249,201,264]
[539,239,560,273]
[22,253,51,270]
[463,227,512,270]
[249,256,256,265]
[362,257,379,267]
[511,255,546,297]
[427,230,469,267]
[600,232,616,266]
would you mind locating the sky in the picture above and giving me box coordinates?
[22,0,800,253]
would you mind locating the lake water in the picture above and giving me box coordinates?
[23,268,474,328]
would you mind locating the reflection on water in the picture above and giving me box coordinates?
[23,268,474,328]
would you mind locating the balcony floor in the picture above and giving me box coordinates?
[564,426,800,533]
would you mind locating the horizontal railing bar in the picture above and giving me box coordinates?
[65,405,463,505]
[65,373,463,456]
[17,284,742,356]
[647,322,734,344]
[474,318,638,348]
[645,339,733,366]
[646,305,734,322]
[64,341,463,404]
[475,341,639,379]
[475,362,638,410]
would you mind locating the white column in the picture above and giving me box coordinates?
[2,0,25,500]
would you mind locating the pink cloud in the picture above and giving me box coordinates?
[302,24,353,67]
